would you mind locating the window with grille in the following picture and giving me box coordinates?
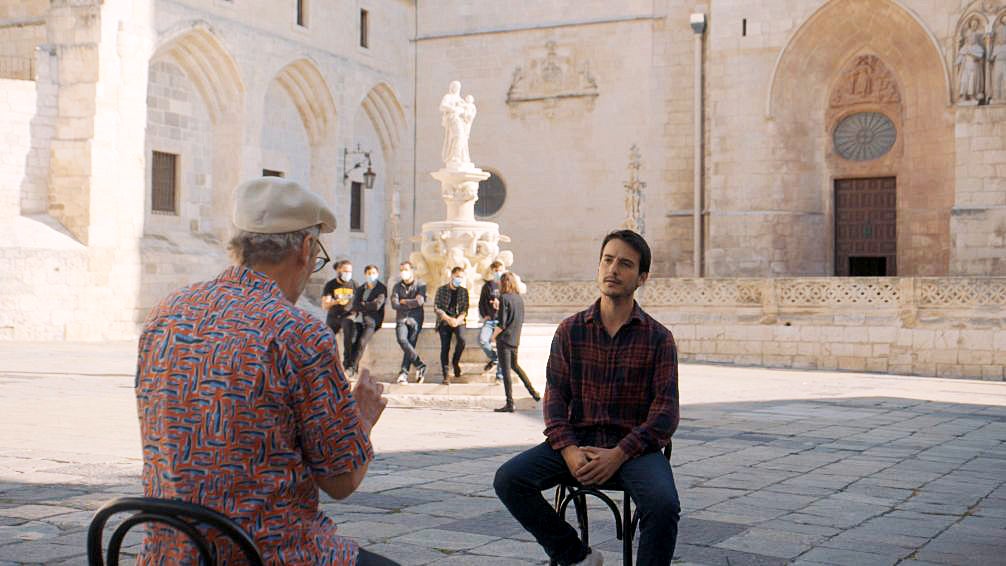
[262,169,284,178]
[151,151,178,214]
[360,9,369,48]
[475,170,506,218]
[350,181,363,231]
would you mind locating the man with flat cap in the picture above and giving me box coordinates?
[135,177,398,565]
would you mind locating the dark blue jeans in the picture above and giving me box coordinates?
[395,318,423,372]
[494,442,680,566]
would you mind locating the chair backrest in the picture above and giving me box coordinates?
[87,496,264,566]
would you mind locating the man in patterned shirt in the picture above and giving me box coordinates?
[494,230,681,566]
[135,177,397,565]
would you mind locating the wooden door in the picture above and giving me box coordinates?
[834,177,896,276]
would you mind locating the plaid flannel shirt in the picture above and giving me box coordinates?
[433,284,469,328]
[543,299,679,459]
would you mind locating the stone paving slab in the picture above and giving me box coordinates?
[2,352,1006,564]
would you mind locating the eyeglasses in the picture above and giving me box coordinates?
[312,238,330,273]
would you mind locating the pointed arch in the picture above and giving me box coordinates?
[152,21,244,124]
[272,58,337,147]
[766,0,949,119]
[360,82,407,155]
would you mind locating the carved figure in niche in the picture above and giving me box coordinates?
[440,81,472,167]
[991,18,1006,102]
[849,57,873,95]
[957,18,987,102]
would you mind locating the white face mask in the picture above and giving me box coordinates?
[400,270,413,281]
[340,271,352,282]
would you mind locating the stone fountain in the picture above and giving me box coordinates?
[409,81,514,301]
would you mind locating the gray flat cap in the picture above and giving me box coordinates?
[232,177,336,234]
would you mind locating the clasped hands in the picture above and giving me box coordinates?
[561,445,628,486]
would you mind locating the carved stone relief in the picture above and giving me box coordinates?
[622,145,645,235]
[506,41,598,116]
[829,55,901,108]
[951,3,1006,105]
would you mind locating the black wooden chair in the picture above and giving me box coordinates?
[86,496,263,566]
[549,443,672,566]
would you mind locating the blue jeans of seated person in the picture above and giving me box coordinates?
[395,318,424,373]
[494,441,680,566]
[478,319,498,364]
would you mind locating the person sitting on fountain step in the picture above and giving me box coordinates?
[346,265,387,376]
[323,259,358,373]
[392,261,428,384]
[434,267,470,385]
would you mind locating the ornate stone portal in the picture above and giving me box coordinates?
[409,81,514,297]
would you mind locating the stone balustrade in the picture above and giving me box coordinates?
[524,277,1006,381]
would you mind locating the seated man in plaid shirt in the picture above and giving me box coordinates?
[494,230,680,566]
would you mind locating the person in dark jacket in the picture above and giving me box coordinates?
[322,259,357,369]
[494,272,540,412]
[346,264,387,377]
[478,261,505,375]
[434,266,470,384]
[391,261,428,384]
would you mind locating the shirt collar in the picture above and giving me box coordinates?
[584,298,645,326]
[216,265,284,298]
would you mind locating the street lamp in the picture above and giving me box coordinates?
[343,144,376,189]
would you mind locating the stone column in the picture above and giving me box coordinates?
[45,0,101,243]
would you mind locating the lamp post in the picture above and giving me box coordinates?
[343,144,376,189]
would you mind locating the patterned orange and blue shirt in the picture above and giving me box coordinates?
[135,266,372,565]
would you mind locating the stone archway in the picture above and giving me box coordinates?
[768,0,954,276]
[265,58,337,204]
[359,82,408,275]
[148,22,245,240]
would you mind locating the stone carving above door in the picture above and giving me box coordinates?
[506,41,598,115]
[830,55,901,108]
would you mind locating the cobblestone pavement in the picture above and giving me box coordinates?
[1,342,1005,565]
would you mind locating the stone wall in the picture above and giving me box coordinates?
[951,106,1006,275]
[524,277,1006,381]
[0,78,35,214]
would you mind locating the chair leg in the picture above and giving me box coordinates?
[549,486,566,566]
[574,493,589,547]
[623,495,634,566]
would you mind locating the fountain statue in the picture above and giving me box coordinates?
[409,81,515,304]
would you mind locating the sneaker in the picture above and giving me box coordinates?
[345,367,356,378]
[483,360,496,372]
[452,364,462,378]
[572,548,603,566]
[415,364,427,384]
[493,404,514,413]
[441,366,450,383]
[396,371,408,384]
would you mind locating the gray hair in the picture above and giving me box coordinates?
[228,225,320,266]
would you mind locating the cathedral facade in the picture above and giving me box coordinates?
[0,0,1003,340]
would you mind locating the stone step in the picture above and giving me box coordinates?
[375,382,540,410]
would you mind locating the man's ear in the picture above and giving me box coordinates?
[300,236,313,268]
[638,272,649,287]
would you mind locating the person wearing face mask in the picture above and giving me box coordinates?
[478,260,506,378]
[346,265,387,377]
[323,259,358,371]
[391,261,428,384]
[434,266,470,385]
